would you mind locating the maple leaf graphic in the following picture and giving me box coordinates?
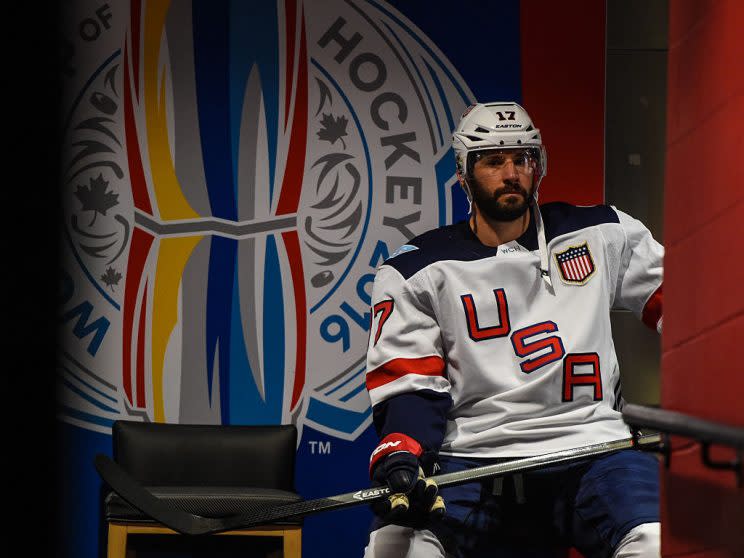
[317,113,348,149]
[100,267,122,291]
[74,173,119,226]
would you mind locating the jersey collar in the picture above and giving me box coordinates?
[459,205,539,252]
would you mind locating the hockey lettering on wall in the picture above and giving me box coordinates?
[60,0,472,438]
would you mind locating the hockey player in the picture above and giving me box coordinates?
[364,102,663,558]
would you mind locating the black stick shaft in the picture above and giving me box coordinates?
[96,433,661,535]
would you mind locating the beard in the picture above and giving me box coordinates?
[470,179,533,222]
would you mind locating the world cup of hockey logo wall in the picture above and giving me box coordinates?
[61,0,472,439]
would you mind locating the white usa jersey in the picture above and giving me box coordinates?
[366,203,663,459]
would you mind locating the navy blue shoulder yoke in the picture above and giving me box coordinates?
[383,203,619,280]
[382,221,494,280]
[540,202,619,244]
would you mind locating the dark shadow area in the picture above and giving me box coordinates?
[8,1,62,554]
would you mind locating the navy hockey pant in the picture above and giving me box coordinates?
[368,448,659,558]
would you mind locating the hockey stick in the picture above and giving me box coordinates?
[95,433,660,536]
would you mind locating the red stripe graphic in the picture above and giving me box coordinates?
[276,10,308,410]
[275,12,308,216]
[122,227,154,406]
[123,43,153,214]
[130,0,141,101]
[366,356,446,391]
[283,229,307,410]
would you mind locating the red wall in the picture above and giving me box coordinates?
[521,0,606,206]
[662,1,744,555]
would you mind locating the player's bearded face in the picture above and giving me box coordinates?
[469,149,536,222]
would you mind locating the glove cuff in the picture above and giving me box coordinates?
[369,433,423,477]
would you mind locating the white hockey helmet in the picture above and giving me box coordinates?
[453,102,547,197]
[454,102,554,288]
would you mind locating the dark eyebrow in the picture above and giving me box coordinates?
[480,153,505,160]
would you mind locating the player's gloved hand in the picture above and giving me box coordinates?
[369,433,445,522]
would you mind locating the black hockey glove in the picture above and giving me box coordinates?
[369,433,445,523]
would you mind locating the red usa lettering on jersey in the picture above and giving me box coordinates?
[461,288,601,402]
[371,288,603,402]
[511,321,565,373]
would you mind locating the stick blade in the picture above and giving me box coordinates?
[94,454,219,535]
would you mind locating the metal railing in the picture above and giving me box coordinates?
[622,403,744,487]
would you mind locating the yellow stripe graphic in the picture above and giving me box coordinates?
[143,1,199,221]
[151,236,203,422]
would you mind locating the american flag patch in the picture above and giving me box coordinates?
[554,242,596,284]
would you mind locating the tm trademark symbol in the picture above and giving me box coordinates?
[308,441,332,455]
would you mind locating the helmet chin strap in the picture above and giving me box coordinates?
[531,181,553,289]
[534,204,553,289]
[458,172,474,215]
